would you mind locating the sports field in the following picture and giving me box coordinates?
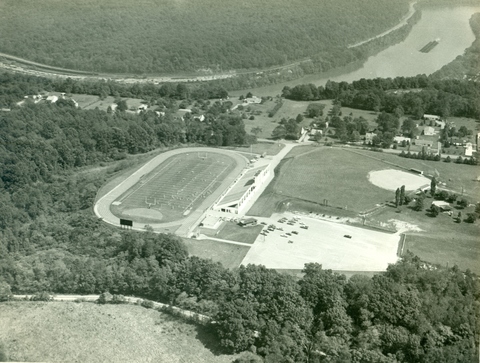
[111,152,236,223]
[252,147,397,214]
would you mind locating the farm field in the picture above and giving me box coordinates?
[111,152,236,223]
[0,302,237,363]
[181,238,250,269]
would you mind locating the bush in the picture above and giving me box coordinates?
[97,291,113,304]
[30,292,52,301]
[465,213,477,223]
[141,299,155,309]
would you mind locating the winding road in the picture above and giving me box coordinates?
[348,2,417,48]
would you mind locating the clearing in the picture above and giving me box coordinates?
[0,301,237,363]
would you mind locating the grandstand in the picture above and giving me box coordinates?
[213,164,271,214]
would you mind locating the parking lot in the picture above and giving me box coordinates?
[241,212,400,271]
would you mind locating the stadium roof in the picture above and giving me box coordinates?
[217,166,267,207]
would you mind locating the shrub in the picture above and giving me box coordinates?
[465,213,477,223]
[97,291,113,304]
[30,292,52,301]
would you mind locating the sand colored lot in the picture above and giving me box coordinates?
[241,213,400,271]
[368,169,430,191]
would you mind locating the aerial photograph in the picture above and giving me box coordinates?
[0,0,479,362]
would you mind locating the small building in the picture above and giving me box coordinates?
[46,95,58,103]
[394,136,411,144]
[365,132,377,143]
[423,114,441,121]
[238,218,258,227]
[423,126,435,136]
[431,200,452,211]
[465,142,473,157]
[435,120,446,129]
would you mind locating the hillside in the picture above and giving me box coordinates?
[0,0,409,74]
[0,301,237,363]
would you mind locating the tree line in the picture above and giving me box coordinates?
[282,76,480,119]
[0,72,230,109]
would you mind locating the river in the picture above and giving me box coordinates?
[232,5,480,97]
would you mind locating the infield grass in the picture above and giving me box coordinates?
[0,302,237,363]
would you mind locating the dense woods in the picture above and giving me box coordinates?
[0,0,409,74]
[282,76,480,119]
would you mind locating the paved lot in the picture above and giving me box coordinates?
[241,212,400,271]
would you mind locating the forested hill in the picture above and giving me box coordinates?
[0,0,409,74]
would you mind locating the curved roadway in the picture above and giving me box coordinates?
[94,147,248,236]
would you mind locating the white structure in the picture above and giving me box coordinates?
[465,142,473,157]
[213,165,271,214]
[365,132,377,143]
[423,114,441,121]
[394,136,411,144]
[46,95,58,103]
[423,126,435,136]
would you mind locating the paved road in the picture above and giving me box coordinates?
[348,2,417,48]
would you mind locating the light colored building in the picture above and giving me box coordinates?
[46,95,58,103]
[465,142,473,157]
[213,165,271,214]
[423,114,441,121]
[365,132,377,143]
[423,126,435,136]
[394,136,411,144]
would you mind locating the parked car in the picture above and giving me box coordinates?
[344,235,352,239]
[292,231,299,235]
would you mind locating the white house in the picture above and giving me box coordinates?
[423,114,441,121]
[46,95,58,103]
[394,136,411,144]
[423,126,435,136]
[465,143,473,157]
[365,132,377,143]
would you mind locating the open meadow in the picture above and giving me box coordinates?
[0,301,237,363]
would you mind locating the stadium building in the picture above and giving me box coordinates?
[213,164,271,214]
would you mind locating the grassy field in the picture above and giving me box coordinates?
[270,147,395,212]
[215,222,263,244]
[182,238,250,269]
[0,301,238,363]
[239,99,317,139]
[370,198,480,273]
[111,152,236,223]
